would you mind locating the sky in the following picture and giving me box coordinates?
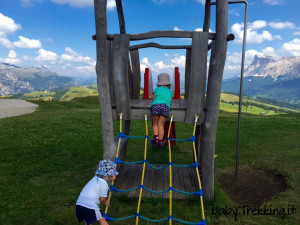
[1,0,300,82]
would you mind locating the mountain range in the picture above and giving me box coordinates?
[222,55,300,104]
[0,63,77,96]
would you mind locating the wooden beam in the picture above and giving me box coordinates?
[201,0,229,200]
[130,43,191,50]
[185,32,208,125]
[94,0,116,161]
[130,49,141,99]
[203,0,212,32]
[184,48,191,99]
[112,34,132,120]
[115,0,126,34]
[92,30,217,41]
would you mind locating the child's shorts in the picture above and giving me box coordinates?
[151,104,170,117]
[76,205,102,225]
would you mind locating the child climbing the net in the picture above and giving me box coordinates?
[76,160,118,225]
[151,73,174,147]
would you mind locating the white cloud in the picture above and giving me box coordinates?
[0,50,20,64]
[60,47,92,63]
[153,61,171,70]
[21,0,41,7]
[269,22,295,29]
[76,64,96,74]
[293,28,300,36]
[0,13,21,37]
[171,55,185,67]
[263,0,282,5]
[195,0,205,5]
[281,39,300,56]
[36,49,59,62]
[262,47,276,56]
[51,0,116,9]
[174,26,183,31]
[249,20,267,30]
[0,37,13,48]
[231,21,273,44]
[141,57,150,66]
[13,36,41,48]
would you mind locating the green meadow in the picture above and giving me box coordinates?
[0,96,299,225]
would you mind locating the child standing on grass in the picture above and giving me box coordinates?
[151,73,173,147]
[76,160,118,225]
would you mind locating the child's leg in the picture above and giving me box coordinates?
[152,115,159,136]
[98,217,109,225]
[158,115,167,141]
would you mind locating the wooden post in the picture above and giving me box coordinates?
[203,0,212,32]
[184,48,191,99]
[185,32,208,125]
[130,49,141,99]
[201,0,228,200]
[112,34,131,120]
[114,0,132,163]
[94,0,116,160]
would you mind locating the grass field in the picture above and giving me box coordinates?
[0,96,299,225]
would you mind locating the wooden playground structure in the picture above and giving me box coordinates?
[92,0,247,201]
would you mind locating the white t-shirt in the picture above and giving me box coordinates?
[76,176,109,210]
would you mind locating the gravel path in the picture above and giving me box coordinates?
[0,99,38,119]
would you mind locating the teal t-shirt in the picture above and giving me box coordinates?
[151,86,173,109]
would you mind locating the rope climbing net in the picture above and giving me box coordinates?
[104,113,206,225]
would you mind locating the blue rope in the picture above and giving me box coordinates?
[167,137,194,142]
[104,214,136,221]
[110,185,140,193]
[106,214,205,225]
[145,162,169,170]
[172,217,206,225]
[139,215,169,223]
[142,186,170,194]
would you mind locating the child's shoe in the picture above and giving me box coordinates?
[152,135,159,145]
[158,140,163,147]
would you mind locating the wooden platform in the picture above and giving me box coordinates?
[113,163,200,199]
[112,99,187,122]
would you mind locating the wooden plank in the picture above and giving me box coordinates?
[113,164,132,197]
[179,99,187,110]
[94,0,116,160]
[151,164,165,199]
[163,166,170,199]
[201,0,229,200]
[112,34,131,120]
[184,48,191,99]
[185,32,208,125]
[112,109,186,122]
[128,164,143,198]
[130,49,141,99]
[182,167,198,194]
[130,42,191,50]
[107,31,216,41]
[143,164,155,198]
[171,99,180,109]
[172,166,186,199]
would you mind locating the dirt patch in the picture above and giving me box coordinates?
[0,99,38,119]
[216,167,287,207]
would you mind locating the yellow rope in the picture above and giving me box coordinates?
[167,115,174,225]
[135,114,149,225]
[192,115,205,221]
[105,113,123,215]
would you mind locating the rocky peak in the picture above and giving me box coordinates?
[245,55,300,80]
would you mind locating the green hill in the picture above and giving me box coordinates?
[4,86,300,115]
